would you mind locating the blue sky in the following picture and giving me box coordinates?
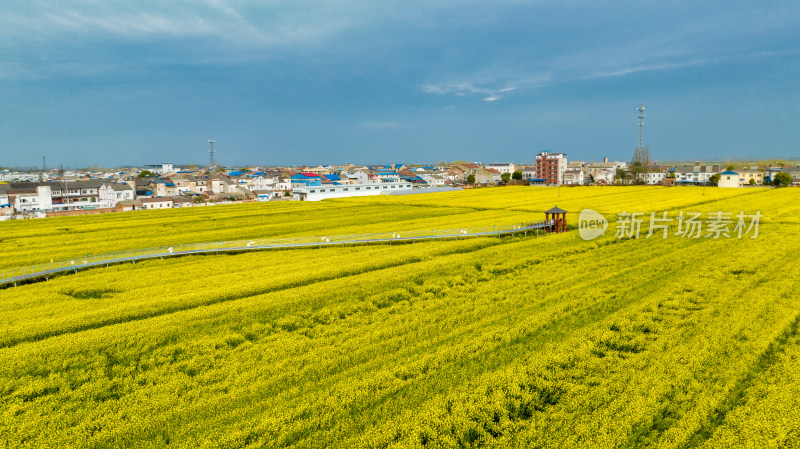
[1,0,798,167]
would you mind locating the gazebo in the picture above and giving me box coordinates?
[545,206,568,233]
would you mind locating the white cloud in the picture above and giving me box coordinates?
[43,11,215,37]
[0,1,373,49]
[581,60,708,80]
[420,73,548,102]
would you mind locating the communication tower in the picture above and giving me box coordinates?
[208,137,216,167]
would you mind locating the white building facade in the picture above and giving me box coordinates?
[562,170,585,185]
[293,183,414,201]
[485,163,516,175]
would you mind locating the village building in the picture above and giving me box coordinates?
[737,169,765,185]
[535,151,568,185]
[485,163,516,175]
[115,199,143,211]
[293,182,414,201]
[139,197,174,209]
[674,163,720,185]
[718,170,741,188]
[562,169,584,185]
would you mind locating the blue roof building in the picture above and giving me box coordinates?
[291,173,322,187]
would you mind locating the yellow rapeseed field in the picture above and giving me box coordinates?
[1,186,798,448]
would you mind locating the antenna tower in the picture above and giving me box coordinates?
[208,137,216,167]
[631,104,651,180]
[637,104,645,152]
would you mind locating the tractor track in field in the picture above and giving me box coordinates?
[679,310,800,448]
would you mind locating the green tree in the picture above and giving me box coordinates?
[708,174,721,186]
[772,172,792,187]
[748,178,756,185]
[466,174,475,184]
[138,170,156,178]
[512,171,522,180]
[501,172,511,183]
[726,165,736,171]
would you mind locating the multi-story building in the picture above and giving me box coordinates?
[152,180,179,197]
[718,170,741,188]
[143,163,176,175]
[562,169,584,185]
[101,183,135,206]
[535,151,567,185]
[485,163,516,175]
[473,168,502,184]
[0,185,52,213]
[637,166,669,185]
[785,167,800,186]
[591,168,616,185]
[4,180,131,211]
[641,171,667,185]
[171,175,209,194]
[520,166,538,180]
[674,163,720,185]
[587,160,627,179]
[737,169,765,185]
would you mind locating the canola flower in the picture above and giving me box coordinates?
[0,186,799,448]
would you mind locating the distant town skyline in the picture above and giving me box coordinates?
[2,1,799,167]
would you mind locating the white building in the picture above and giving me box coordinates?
[343,171,371,184]
[276,178,292,192]
[520,166,538,180]
[0,191,10,215]
[99,183,135,208]
[486,163,516,175]
[6,185,52,212]
[252,175,280,191]
[143,163,176,175]
[562,170,585,185]
[641,171,667,185]
[293,182,414,201]
[674,164,720,185]
[139,197,174,209]
[253,190,274,202]
[421,174,446,186]
[591,169,615,185]
[0,172,44,182]
[718,170,741,188]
